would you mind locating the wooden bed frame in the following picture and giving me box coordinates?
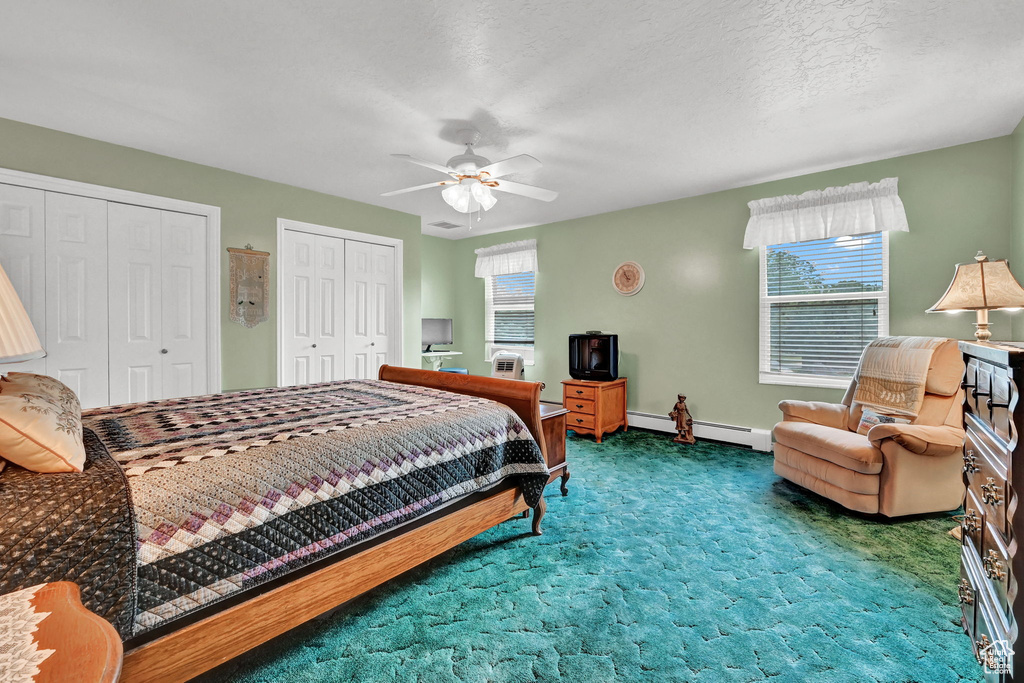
[119,366,550,683]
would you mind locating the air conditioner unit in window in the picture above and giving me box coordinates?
[491,352,525,380]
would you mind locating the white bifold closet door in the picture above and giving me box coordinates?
[280,229,345,386]
[345,240,395,380]
[0,184,46,378]
[44,193,110,409]
[107,204,209,404]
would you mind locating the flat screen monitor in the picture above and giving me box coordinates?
[422,318,453,351]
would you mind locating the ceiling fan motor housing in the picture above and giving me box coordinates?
[446,146,490,174]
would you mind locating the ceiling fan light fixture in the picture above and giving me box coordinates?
[471,182,497,211]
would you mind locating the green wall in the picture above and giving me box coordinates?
[0,117,422,391]
[1013,117,1024,341]
[440,137,1015,431]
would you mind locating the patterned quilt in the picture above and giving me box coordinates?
[1,380,548,641]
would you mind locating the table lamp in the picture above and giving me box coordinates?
[0,262,44,365]
[927,251,1024,341]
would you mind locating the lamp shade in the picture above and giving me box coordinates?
[0,262,44,363]
[928,252,1024,312]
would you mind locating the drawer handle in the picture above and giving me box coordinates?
[575,418,584,424]
[987,397,1010,409]
[962,509,981,535]
[575,390,584,395]
[975,635,992,666]
[963,450,980,474]
[984,550,1006,581]
[958,578,974,605]
[972,388,990,399]
[981,478,1003,507]
[575,403,584,409]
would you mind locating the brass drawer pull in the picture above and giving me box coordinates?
[963,450,980,474]
[981,478,1003,507]
[975,635,991,665]
[984,550,1006,581]
[962,509,981,535]
[958,578,974,605]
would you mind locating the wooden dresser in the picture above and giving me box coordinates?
[960,341,1023,680]
[561,377,627,443]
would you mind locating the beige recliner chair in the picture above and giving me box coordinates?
[773,338,965,517]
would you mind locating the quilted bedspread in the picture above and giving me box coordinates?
[1,380,547,641]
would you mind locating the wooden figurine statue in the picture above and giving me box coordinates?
[669,394,696,445]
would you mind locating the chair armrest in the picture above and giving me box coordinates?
[778,400,849,430]
[867,423,965,456]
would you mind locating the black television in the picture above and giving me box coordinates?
[569,333,618,381]
[422,318,453,352]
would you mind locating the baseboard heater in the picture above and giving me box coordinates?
[542,402,773,452]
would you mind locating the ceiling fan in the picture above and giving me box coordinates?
[381,130,558,215]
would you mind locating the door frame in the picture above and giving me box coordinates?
[0,167,222,394]
[276,218,404,386]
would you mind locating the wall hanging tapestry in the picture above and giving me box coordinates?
[228,245,269,328]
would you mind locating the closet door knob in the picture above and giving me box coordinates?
[370,342,376,347]
[160,349,168,354]
[312,344,317,349]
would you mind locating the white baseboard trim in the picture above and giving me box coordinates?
[542,401,773,452]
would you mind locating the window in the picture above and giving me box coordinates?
[759,232,888,388]
[485,271,535,364]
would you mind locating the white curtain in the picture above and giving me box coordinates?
[474,239,537,277]
[742,177,908,249]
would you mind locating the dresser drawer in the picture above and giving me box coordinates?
[565,398,595,414]
[959,549,979,638]
[965,431,1009,539]
[974,579,1014,681]
[567,412,594,430]
[962,487,985,551]
[563,385,596,401]
[966,413,1011,472]
[981,521,1012,624]
[966,357,1015,448]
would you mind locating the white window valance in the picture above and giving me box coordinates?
[742,177,909,249]
[474,239,537,277]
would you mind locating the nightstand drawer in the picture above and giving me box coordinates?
[564,385,596,401]
[565,398,595,414]
[567,412,594,430]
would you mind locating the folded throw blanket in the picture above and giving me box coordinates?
[852,336,947,418]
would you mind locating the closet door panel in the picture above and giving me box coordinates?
[281,230,317,386]
[108,203,163,404]
[0,184,46,376]
[371,244,395,372]
[314,234,345,382]
[344,241,372,380]
[44,192,108,409]
[161,211,208,399]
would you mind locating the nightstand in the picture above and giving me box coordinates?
[562,377,628,443]
[0,582,122,682]
[540,403,570,496]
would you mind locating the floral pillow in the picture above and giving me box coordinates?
[0,372,85,472]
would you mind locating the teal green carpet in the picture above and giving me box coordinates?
[199,430,981,682]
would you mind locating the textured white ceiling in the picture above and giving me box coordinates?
[1,1,1023,239]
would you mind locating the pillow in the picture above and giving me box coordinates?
[0,372,85,473]
[857,407,911,436]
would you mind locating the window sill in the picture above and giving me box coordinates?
[759,372,851,390]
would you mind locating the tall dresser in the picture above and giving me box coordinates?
[960,341,1024,680]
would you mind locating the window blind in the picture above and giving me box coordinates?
[485,272,535,361]
[759,232,888,388]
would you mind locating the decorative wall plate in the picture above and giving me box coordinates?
[613,261,645,296]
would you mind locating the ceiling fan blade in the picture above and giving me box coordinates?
[478,154,542,179]
[391,154,454,176]
[380,180,454,197]
[490,179,558,202]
